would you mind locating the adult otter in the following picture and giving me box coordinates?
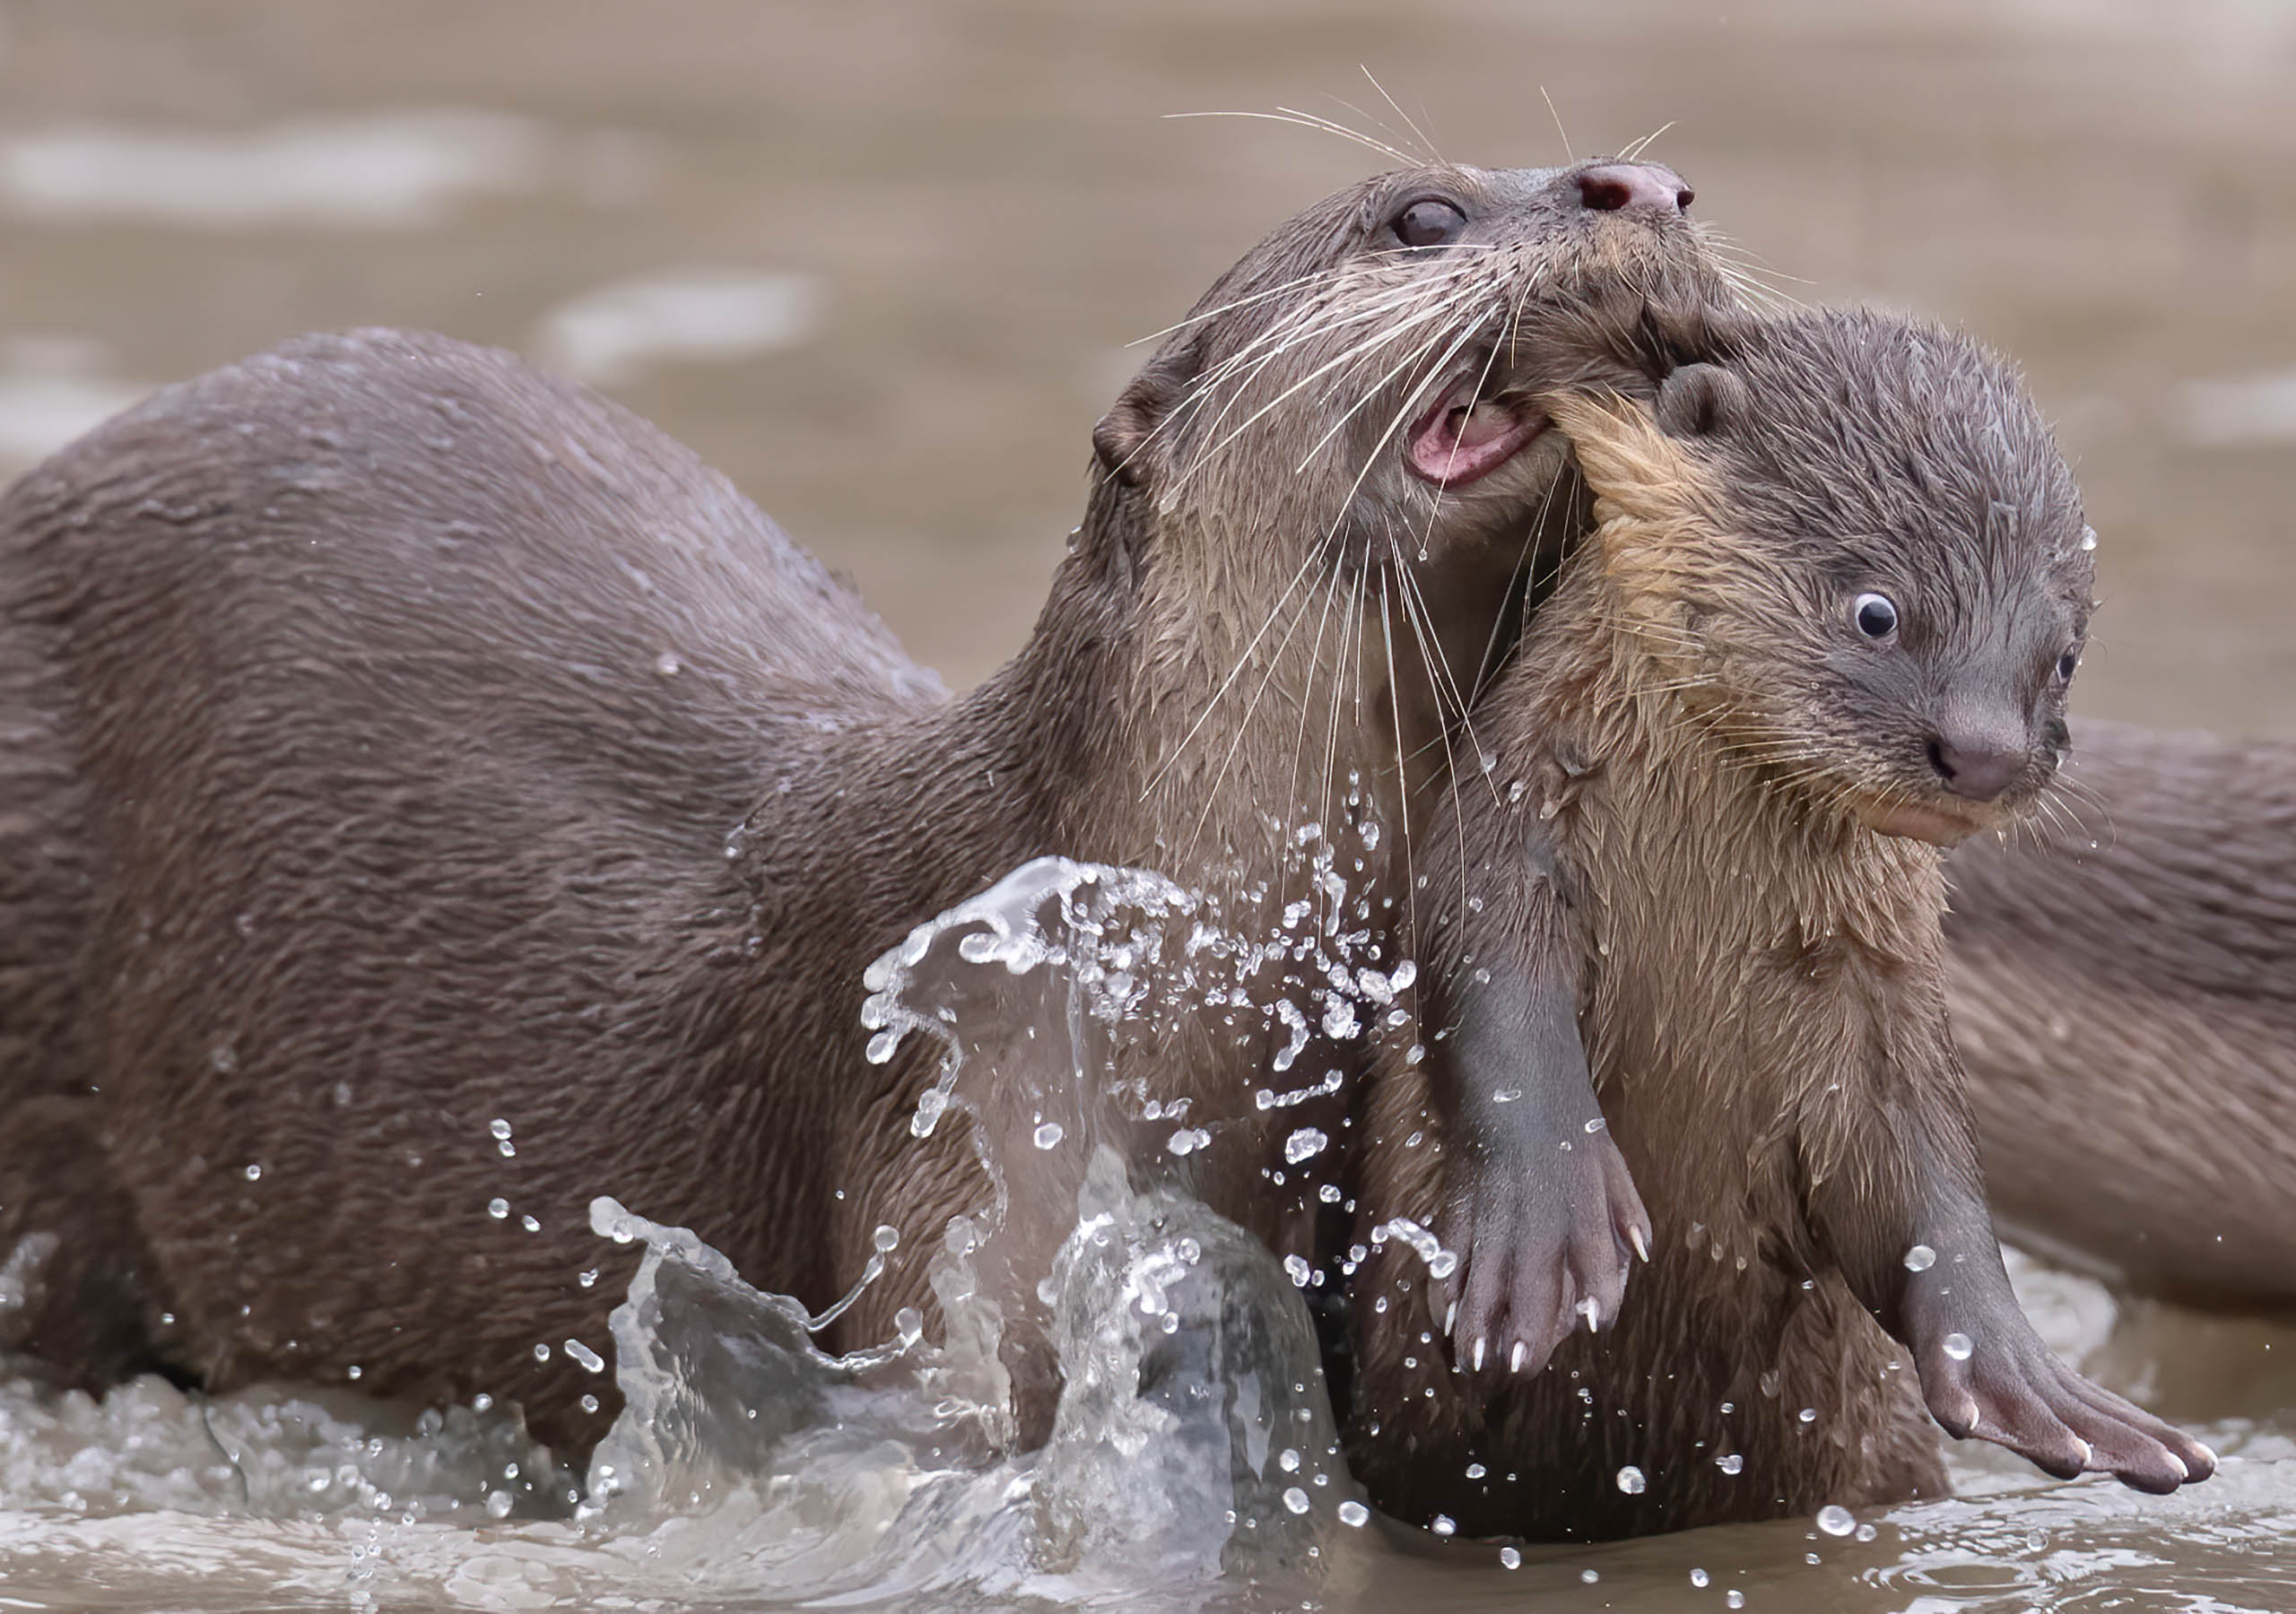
[1348,309,2215,1540]
[0,159,1720,1456]
[1947,720,2296,1307]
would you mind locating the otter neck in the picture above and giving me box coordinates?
[992,473,1411,907]
[1540,552,1950,1048]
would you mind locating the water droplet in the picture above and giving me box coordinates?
[1798,1406,1817,1423]
[1856,1523,1877,1542]
[1337,1500,1370,1527]
[579,1393,600,1414]
[1499,1546,1521,1569]
[472,1393,493,1413]
[1902,1243,1936,1272]
[2079,526,2098,551]
[243,1163,262,1182]
[485,1489,513,1519]
[578,1268,598,1289]
[520,1214,540,1233]
[1031,1120,1065,1150]
[1283,1487,1310,1515]
[532,1342,550,1362]
[1318,1182,1343,1203]
[1283,1126,1328,1164]
[1581,1567,1601,1584]
[1691,1567,1709,1587]
[1166,1126,1211,1156]
[874,1225,900,1252]
[1431,1514,1456,1536]
[2026,1528,2047,1552]
[565,1339,604,1373]
[1727,1593,1745,1610]
[1717,1453,1744,1475]
[1816,1503,1857,1536]
[1279,1447,1300,1472]
[1283,1254,1313,1288]
[894,1306,924,1348]
[489,1118,512,1141]
[1465,1462,1486,1480]
[1943,1332,1974,1361]
[345,1364,361,1381]
[653,651,681,676]
[1584,1116,1607,1133]
[487,1198,509,1219]
[1388,959,1416,991]
[1615,1465,1646,1495]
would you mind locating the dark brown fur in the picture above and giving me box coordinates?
[1347,310,2213,1540]
[0,161,1726,1455]
[1947,719,2296,1307]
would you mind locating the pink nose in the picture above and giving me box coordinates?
[1928,736,2024,802]
[1576,162,1693,217]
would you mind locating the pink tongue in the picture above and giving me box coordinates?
[1407,397,1538,486]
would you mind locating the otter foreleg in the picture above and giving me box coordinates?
[1428,815,1648,1380]
[1806,1062,2217,1494]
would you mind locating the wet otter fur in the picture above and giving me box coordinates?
[1348,308,2216,1540]
[1947,719,2296,1308]
[0,161,1725,1456]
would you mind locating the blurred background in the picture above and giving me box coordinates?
[0,0,2288,733]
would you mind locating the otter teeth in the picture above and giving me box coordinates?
[1510,1341,1527,1374]
[1472,1336,1486,1372]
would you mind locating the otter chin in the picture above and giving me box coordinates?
[1853,795,1992,846]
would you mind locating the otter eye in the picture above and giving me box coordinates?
[1853,593,1899,639]
[2057,646,2080,681]
[1393,198,1467,248]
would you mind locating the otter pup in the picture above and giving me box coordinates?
[0,160,1720,1455]
[1348,308,2216,1540]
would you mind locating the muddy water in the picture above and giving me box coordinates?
[0,1,2290,1610]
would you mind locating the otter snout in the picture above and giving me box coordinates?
[1574,162,1693,218]
[1927,732,2026,802]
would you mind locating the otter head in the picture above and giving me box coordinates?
[1083,159,1729,846]
[1555,308,2096,847]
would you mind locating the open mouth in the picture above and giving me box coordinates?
[1405,371,1549,488]
[1851,795,1991,848]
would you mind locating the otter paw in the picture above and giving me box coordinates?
[1439,1129,1649,1380]
[1918,1327,2216,1494]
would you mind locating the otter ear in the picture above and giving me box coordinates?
[1092,339,1202,487]
[1653,363,1747,441]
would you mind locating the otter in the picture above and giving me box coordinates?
[1946,718,2296,1308]
[1346,308,2216,1540]
[0,159,1722,1456]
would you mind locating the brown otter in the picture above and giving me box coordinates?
[1348,308,2216,1540]
[1946,719,2296,1308]
[0,160,1721,1457]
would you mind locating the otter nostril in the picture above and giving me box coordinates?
[1928,735,2024,803]
[1575,163,1690,217]
[1578,174,1632,212]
